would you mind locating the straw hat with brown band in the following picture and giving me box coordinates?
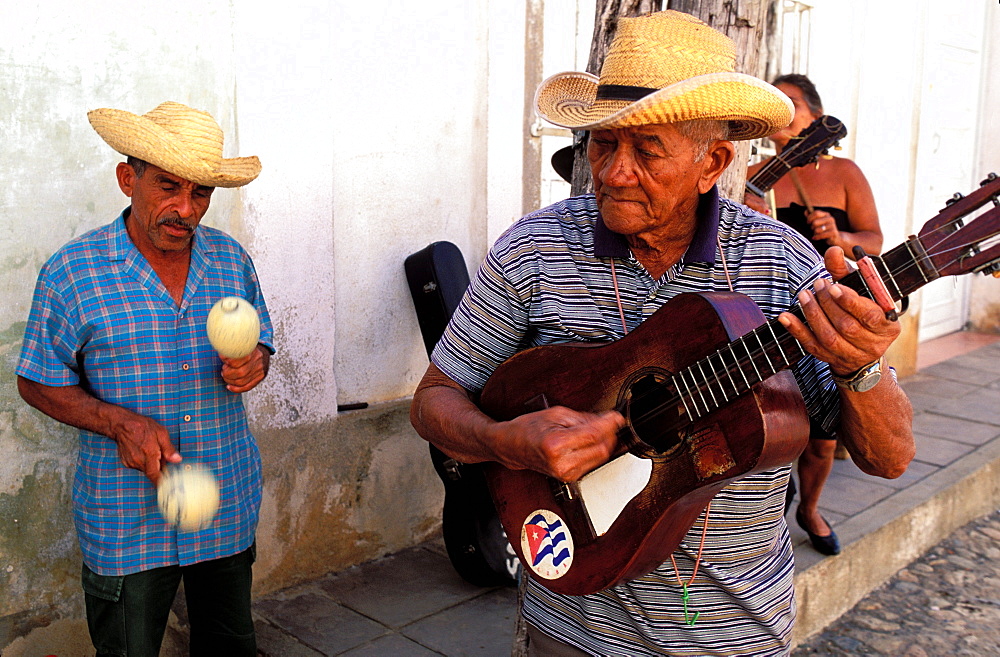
[87,101,261,188]
[535,10,793,140]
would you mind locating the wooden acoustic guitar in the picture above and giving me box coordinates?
[744,115,847,199]
[478,174,1000,596]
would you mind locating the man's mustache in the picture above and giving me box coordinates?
[156,215,195,232]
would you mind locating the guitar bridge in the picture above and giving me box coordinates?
[554,482,575,501]
[549,480,597,543]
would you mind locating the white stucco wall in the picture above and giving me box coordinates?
[329,2,492,406]
[230,2,340,426]
[0,0,531,646]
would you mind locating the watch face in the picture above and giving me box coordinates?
[853,370,881,392]
[835,361,883,392]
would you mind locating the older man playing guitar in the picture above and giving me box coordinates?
[411,11,914,656]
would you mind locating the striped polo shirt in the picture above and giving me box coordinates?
[433,189,838,656]
[17,210,274,576]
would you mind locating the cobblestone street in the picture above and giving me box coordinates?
[793,509,1000,656]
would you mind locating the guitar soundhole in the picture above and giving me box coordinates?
[620,370,681,454]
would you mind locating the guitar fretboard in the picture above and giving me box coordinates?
[745,156,794,197]
[672,315,806,421]
[659,236,924,426]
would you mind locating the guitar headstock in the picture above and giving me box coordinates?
[917,173,1000,278]
[777,115,848,170]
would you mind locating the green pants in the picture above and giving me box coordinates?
[82,545,256,657]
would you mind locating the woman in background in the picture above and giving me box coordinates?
[746,73,883,556]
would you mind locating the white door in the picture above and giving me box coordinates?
[914,2,985,340]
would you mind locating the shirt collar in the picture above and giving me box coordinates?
[107,209,132,262]
[593,185,720,265]
[107,206,213,261]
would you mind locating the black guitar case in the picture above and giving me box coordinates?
[404,241,520,587]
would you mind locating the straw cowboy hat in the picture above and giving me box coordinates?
[88,101,261,188]
[535,10,792,140]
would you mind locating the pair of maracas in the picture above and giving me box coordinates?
[157,297,260,532]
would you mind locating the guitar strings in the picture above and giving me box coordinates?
[621,206,1000,431]
[610,259,715,623]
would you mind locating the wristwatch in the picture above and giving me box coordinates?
[832,359,883,393]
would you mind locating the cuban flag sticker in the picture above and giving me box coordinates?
[520,509,574,579]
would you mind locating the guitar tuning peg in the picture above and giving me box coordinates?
[833,145,842,151]
[945,192,965,206]
[981,172,998,186]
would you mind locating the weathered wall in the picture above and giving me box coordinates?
[0,323,83,634]
[0,0,530,652]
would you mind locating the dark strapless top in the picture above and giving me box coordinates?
[776,203,851,255]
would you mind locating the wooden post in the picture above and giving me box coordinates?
[666,0,775,201]
[569,0,663,196]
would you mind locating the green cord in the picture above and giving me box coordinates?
[682,583,700,626]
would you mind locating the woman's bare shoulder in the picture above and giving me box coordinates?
[823,155,864,174]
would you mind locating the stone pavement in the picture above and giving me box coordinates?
[792,509,1000,656]
[252,338,1000,656]
[253,540,518,656]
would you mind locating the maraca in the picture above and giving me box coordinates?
[157,462,220,532]
[206,296,260,358]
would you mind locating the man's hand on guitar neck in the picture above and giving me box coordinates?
[779,247,899,378]
[411,363,624,482]
[777,246,914,479]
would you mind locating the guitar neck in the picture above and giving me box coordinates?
[670,237,930,426]
[744,116,847,199]
[745,157,793,197]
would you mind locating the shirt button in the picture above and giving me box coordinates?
[183,415,192,422]
[182,363,190,370]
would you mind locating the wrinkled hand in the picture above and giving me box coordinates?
[778,247,899,377]
[108,411,181,485]
[497,406,625,482]
[743,192,770,215]
[807,209,840,243]
[221,345,270,393]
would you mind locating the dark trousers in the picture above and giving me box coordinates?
[82,545,256,657]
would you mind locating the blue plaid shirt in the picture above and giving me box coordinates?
[17,210,274,576]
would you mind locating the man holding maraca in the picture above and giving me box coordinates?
[16,101,273,656]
